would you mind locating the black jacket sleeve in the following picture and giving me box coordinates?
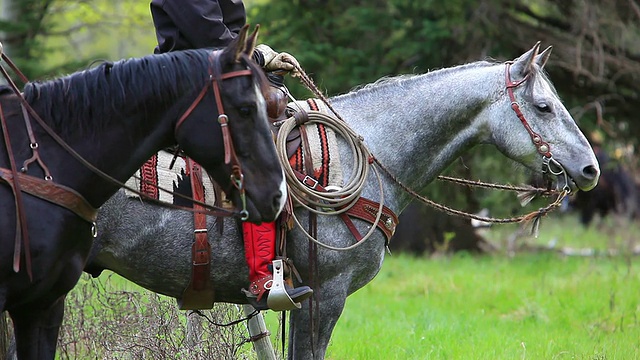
[150,0,246,53]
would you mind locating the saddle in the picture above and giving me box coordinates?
[126,85,399,310]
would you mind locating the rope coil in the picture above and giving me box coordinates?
[274,109,388,250]
[275,110,371,215]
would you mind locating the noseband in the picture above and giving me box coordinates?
[175,50,254,220]
[504,62,570,193]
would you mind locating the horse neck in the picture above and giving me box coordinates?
[26,59,205,205]
[330,63,503,212]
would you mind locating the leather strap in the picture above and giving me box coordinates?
[0,167,97,224]
[505,62,552,158]
[342,197,399,244]
[179,158,215,310]
[20,104,52,179]
[0,101,31,279]
[291,169,398,244]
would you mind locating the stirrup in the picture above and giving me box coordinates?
[267,259,302,311]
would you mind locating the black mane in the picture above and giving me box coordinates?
[22,49,214,137]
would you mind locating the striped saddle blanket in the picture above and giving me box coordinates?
[124,150,219,207]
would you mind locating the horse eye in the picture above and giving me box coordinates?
[238,106,253,117]
[536,103,551,113]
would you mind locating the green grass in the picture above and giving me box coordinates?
[322,253,640,359]
[317,214,640,360]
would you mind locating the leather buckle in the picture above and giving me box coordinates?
[302,175,319,189]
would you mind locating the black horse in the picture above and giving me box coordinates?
[0,26,286,360]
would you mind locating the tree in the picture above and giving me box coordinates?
[0,0,55,79]
[0,0,155,80]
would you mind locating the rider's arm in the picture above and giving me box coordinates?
[150,0,246,53]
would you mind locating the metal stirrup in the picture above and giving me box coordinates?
[266,259,302,311]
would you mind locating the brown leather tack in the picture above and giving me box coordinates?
[343,197,399,244]
[179,159,215,310]
[0,167,97,223]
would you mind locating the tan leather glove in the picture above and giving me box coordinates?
[255,44,300,77]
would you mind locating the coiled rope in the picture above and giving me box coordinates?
[274,110,388,250]
[275,111,370,214]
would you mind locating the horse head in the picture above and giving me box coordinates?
[173,25,286,222]
[490,42,600,192]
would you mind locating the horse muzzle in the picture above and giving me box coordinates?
[545,156,600,193]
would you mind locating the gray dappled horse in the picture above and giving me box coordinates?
[87,44,600,359]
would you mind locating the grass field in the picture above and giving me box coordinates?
[277,215,640,360]
[51,213,640,359]
[322,253,640,359]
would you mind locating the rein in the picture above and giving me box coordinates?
[0,48,248,279]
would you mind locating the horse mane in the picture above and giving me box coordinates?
[333,59,552,101]
[20,49,266,138]
[335,61,495,100]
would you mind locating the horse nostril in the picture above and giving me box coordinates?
[273,190,283,210]
[583,164,600,180]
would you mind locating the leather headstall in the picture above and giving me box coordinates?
[504,61,552,159]
[177,50,254,309]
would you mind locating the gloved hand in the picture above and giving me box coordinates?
[255,44,300,77]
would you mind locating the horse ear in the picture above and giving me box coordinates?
[510,41,541,80]
[232,24,250,63]
[244,24,260,59]
[535,45,553,69]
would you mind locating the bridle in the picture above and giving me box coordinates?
[504,61,571,194]
[174,49,254,220]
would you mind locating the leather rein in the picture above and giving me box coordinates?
[0,49,250,280]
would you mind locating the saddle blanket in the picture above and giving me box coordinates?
[286,98,343,188]
[126,98,344,206]
[125,151,217,207]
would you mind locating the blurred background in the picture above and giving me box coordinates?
[1,0,639,252]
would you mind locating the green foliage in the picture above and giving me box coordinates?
[0,0,156,79]
[249,0,497,97]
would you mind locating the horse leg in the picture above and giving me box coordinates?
[9,297,65,360]
[288,285,348,360]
